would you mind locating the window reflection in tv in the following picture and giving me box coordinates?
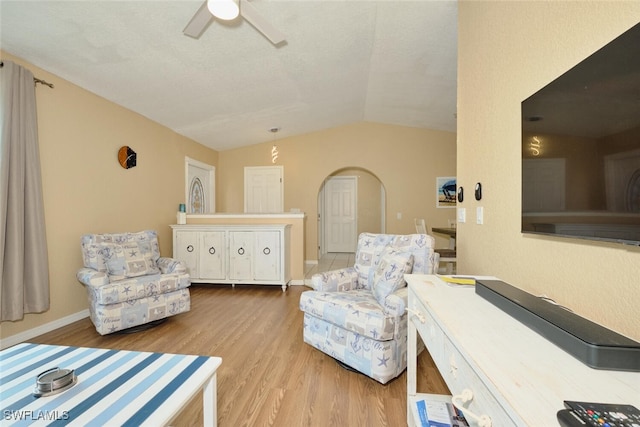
[521,23,640,245]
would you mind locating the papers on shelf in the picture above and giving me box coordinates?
[437,275,476,286]
[414,396,470,427]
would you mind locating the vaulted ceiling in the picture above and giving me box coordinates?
[0,1,458,151]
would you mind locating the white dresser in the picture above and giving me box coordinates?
[172,224,291,291]
[406,274,640,426]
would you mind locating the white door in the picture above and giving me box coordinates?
[254,231,280,281]
[186,158,215,213]
[325,176,357,252]
[244,166,283,213]
[522,159,566,212]
[199,231,226,280]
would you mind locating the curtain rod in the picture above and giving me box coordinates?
[0,60,55,89]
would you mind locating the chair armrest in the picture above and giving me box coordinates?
[383,287,408,317]
[157,257,187,275]
[311,267,358,292]
[76,268,109,288]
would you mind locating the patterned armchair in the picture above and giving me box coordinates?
[299,233,438,384]
[77,230,191,335]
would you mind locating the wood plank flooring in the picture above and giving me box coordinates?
[29,284,449,426]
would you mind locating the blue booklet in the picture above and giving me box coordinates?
[415,399,469,427]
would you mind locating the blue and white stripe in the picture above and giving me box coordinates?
[0,343,221,426]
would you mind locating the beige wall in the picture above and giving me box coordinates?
[0,52,218,340]
[217,122,457,260]
[457,2,640,340]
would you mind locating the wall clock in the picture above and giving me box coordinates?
[118,146,137,169]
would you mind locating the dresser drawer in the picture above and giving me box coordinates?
[409,289,446,371]
[443,335,517,426]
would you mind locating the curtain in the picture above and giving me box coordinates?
[0,60,50,321]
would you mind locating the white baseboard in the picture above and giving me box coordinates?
[305,259,318,265]
[1,309,90,350]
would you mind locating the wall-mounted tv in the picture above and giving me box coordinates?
[521,23,640,246]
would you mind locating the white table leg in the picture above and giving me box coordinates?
[203,372,217,427]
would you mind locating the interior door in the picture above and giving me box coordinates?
[186,157,215,213]
[325,176,357,252]
[244,166,283,213]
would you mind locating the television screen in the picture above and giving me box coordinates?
[521,23,640,246]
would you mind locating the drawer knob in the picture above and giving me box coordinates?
[406,308,426,323]
[263,247,271,255]
[238,247,245,255]
[449,355,458,378]
[208,247,216,255]
[186,245,194,253]
[451,389,492,427]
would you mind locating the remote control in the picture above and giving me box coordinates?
[557,400,640,427]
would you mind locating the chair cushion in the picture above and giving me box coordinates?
[370,249,414,306]
[82,244,108,272]
[86,272,190,305]
[81,230,161,272]
[353,233,437,289]
[103,241,160,280]
[299,289,399,341]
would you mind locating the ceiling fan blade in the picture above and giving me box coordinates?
[240,0,286,45]
[183,1,214,39]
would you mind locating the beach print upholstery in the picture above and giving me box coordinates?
[77,230,191,335]
[300,233,437,384]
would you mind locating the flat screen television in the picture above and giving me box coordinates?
[521,23,640,246]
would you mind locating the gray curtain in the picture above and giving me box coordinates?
[0,60,50,321]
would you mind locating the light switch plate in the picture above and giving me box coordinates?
[476,206,484,224]
[457,208,466,223]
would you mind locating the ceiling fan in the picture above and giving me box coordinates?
[183,0,286,45]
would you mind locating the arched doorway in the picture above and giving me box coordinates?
[317,167,386,257]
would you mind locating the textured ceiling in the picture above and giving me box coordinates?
[0,0,458,151]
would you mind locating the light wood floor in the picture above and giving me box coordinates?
[30,284,449,426]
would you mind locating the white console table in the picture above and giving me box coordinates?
[172,224,291,291]
[406,275,640,426]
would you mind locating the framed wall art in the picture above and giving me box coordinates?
[436,177,457,208]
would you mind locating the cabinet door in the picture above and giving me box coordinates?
[199,231,226,280]
[175,231,199,278]
[254,231,281,281]
[228,231,253,280]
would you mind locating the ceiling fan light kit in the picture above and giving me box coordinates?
[184,0,286,45]
[207,0,239,21]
